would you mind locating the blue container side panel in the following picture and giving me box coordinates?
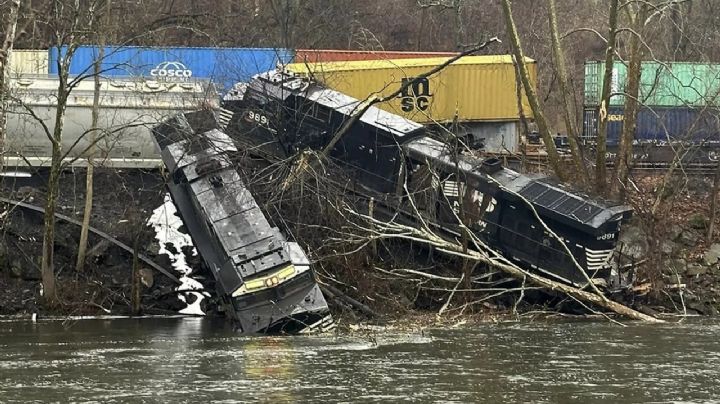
[586,107,720,146]
[49,46,294,92]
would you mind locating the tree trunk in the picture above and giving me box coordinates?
[513,59,530,170]
[500,0,566,181]
[453,0,464,50]
[131,229,141,315]
[613,3,649,199]
[595,0,620,195]
[547,0,588,185]
[76,38,105,272]
[42,40,72,307]
[0,0,22,171]
[42,144,62,306]
[75,160,94,271]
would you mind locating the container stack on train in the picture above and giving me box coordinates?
[4,46,293,168]
[285,55,537,156]
[5,47,536,168]
[583,61,720,167]
[49,46,294,93]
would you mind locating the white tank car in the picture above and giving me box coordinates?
[4,75,218,168]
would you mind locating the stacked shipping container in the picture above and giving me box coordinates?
[583,61,720,146]
[287,55,536,153]
[294,49,458,63]
[5,47,532,165]
[49,46,294,93]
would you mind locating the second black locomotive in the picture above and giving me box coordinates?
[221,71,633,286]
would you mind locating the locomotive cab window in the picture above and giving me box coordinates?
[315,105,332,122]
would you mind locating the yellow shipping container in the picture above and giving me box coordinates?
[286,55,536,123]
[8,50,49,75]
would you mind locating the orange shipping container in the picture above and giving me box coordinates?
[286,55,536,123]
[294,49,458,63]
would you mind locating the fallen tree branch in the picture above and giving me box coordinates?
[438,274,464,316]
[342,204,663,323]
[0,197,181,284]
[320,283,377,318]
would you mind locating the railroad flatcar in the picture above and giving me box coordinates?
[151,110,333,333]
[222,71,633,286]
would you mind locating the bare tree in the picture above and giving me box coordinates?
[40,0,101,306]
[595,0,620,194]
[612,0,650,199]
[547,0,588,185]
[76,0,111,273]
[501,0,566,181]
[0,0,21,171]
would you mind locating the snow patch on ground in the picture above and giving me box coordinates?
[148,194,208,316]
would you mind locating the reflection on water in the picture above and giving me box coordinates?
[1,317,720,403]
[243,338,297,403]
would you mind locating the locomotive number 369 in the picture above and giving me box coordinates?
[245,111,269,125]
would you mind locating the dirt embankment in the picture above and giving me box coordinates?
[2,167,719,321]
[0,168,195,316]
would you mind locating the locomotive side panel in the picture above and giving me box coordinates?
[152,114,332,333]
[220,72,633,288]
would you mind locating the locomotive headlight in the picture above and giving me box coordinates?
[231,265,298,297]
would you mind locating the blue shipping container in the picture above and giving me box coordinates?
[583,106,720,146]
[49,46,294,92]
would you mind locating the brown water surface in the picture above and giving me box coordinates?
[1,317,718,403]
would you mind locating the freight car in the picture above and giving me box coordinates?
[5,75,218,169]
[286,55,534,154]
[583,105,720,167]
[222,71,633,286]
[151,110,333,333]
[583,60,720,166]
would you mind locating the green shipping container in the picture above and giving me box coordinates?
[584,61,720,107]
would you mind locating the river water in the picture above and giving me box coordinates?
[1,317,719,403]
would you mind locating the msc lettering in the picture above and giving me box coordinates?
[398,77,433,112]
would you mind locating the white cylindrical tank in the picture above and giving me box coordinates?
[5,75,218,168]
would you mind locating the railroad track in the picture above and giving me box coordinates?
[482,149,720,175]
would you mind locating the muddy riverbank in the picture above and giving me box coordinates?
[1,168,719,321]
[0,168,190,316]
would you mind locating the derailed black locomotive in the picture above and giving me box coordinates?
[152,111,333,333]
[222,71,633,286]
